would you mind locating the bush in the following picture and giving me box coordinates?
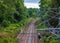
[1,20,10,27]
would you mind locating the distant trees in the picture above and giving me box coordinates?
[27,8,38,18]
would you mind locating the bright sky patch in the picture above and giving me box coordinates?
[24,3,40,8]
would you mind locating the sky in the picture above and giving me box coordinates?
[24,0,40,8]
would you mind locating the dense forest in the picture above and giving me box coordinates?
[0,0,28,43]
[0,0,28,27]
[40,0,60,27]
[38,0,60,43]
[0,0,39,43]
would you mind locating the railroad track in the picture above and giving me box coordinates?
[25,24,35,43]
[17,18,39,43]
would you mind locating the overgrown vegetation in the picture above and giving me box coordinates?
[0,0,28,27]
[0,18,33,43]
[0,0,38,43]
[36,0,60,43]
[39,0,60,27]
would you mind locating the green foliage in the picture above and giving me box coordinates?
[27,8,38,18]
[1,20,10,27]
[0,0,35,43]
[0,18,33,43]
[35,0,60,43]
[50,39,58,43]
[0,0,29,27]
[39,0,60,27]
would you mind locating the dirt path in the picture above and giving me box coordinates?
[17,18,40,43]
